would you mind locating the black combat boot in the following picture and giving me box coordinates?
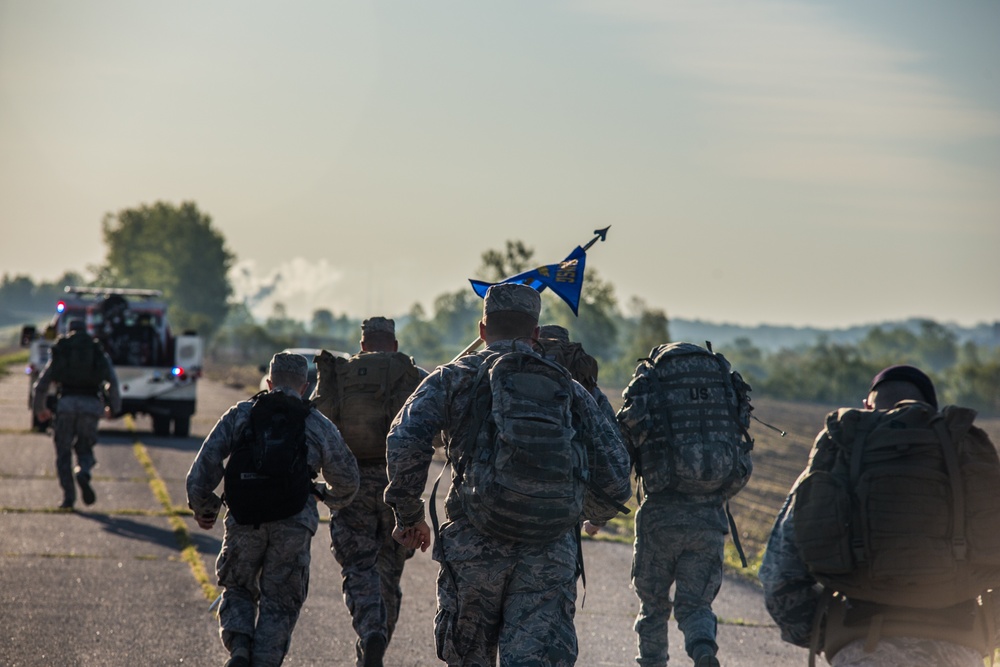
[76,469,96,505]
[692,641,720,667]
[358,634,387,667]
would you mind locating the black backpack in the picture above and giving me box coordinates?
[50,332,104,394]
[224,391,315,526]
[793,403,1000,609]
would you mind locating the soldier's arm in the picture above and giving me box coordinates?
[185,405,241,518]
[100,350,122,415]
[32,359,56,416]
[311,414,360,511]
[385,369,448,530]
[759,492,821,648]
[579,386,633,524]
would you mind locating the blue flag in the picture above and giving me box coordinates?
[469,245,587,315]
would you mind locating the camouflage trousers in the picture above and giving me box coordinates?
[632,498,725,667]
[52,406,99,505]
[434,519,579,667]
[217,516,313,667]
[329,463,413,647]
[830,637,983,666]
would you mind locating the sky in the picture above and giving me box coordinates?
[1,0,997,329]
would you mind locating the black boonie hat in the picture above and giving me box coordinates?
[869,364,937,409]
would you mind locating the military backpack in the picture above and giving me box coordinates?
[792,402,1000,609]
[454,348,588,544]
[620,341,754,498]
[224,391,315,526]
[314,350,422,461]
[49,331,105,395]
[535,336,600,392]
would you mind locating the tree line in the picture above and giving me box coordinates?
[3,201,997,415]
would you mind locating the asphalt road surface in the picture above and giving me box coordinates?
[0,367,807,667]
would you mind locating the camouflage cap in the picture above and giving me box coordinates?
[269,352,308,380]
[483,283,541,320]
[361,317,395,336]
[538,324,569,343]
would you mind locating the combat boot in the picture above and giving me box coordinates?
[358,634,386,667]
[75,470,96,505]
[224,646,250,667]
[692,641,720,667]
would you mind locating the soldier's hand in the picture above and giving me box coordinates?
[36,409,53,423]
[101,406,113,420]
[393,521,431,552]
[195,512,217,530]
[582,520,602,536]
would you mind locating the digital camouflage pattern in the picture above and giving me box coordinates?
[217,518,314,667]
[618,342,752,498]
[631,495,727,666]
[186,388,359,666]
[330,461,414,649]
[385,338,632,666]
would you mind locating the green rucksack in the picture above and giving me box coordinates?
[793,402,1000,609]
[314,351,422,461]
[619,342,754,498]
[451,348,593,544]
[535,336,600,392]
[49,332,104,394]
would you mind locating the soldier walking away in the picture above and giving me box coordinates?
[186,352,360,667]
[32,319,121,509]
[385,283,633,666]
[617,342,756,667]
[311,316,426,667]
[760,365,1000,667]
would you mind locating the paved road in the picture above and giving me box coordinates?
[0,368,806,667]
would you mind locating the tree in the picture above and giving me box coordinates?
[96,201,234,336]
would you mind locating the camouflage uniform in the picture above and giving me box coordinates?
[315,316,426,665]
[385,286,632,667]
[32,329,121,508]
[187,364,360,667]
[330,462,414,654]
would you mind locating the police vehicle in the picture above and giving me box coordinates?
[21,286,203,437]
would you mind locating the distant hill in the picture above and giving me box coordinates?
[671,317,1000,352]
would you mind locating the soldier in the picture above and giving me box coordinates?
[32,319,121,509]
[385,283,632,666]
[617,343,755,667]
[759,365,1000,666]
[312,317,426,667]
[186,352,360,667]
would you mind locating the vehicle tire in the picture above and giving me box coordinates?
[173,415,190,438]
[152,414,172,436]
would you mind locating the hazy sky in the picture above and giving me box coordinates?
[2,1,997,328]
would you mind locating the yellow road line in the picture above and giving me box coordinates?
[127,414,220,603]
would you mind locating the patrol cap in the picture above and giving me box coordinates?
[361,317,395,336]
[483,283,541,320]
[67,319,86,332]
[269,352,309,380]
[868,364,937,409]
[538,324,569,343]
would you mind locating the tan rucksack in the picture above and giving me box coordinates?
[313,350,422,461]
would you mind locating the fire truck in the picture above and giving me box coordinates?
[22,286,203,437]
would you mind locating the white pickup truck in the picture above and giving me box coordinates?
[22,286,203,437]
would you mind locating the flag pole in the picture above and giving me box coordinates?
[448,227,611,363]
